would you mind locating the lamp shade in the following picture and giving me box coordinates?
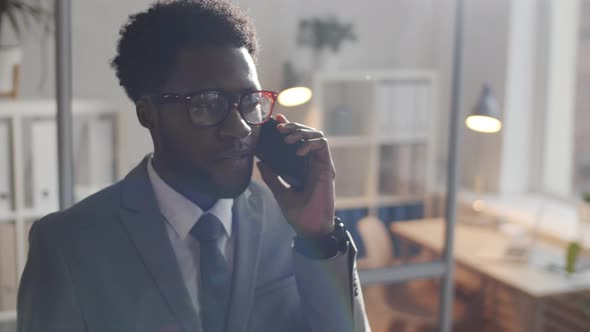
[278,87,312,107]
[465,84,502,133]
[278,61,313,107]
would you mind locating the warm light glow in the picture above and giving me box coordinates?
[277,87,312,107]
[465,115,502,133]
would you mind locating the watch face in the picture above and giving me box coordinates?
[327,235,339,252]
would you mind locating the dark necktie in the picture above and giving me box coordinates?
[190,213,231,332]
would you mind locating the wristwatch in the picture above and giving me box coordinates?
[293,217,349,259]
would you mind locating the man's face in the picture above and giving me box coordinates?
[145,47,261,198]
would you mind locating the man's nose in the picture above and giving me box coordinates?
[218,105,252,139]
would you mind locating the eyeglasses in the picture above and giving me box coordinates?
[148,89,278,127]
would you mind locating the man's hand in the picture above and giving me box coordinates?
[257,114,336,238]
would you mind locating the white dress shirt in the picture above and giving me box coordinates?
[146,157,234,317]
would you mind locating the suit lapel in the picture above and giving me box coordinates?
[118,158,201,332]
[225,187,264,332]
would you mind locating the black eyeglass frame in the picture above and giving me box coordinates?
[147,89,279,127]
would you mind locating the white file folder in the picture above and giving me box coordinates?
[31,120,59,212]
[0,222,17,310]
[88,118,115,187]
[375,83,390,136]
[395,145,413,195]
[413,84,431,134]
[0,121,12,214]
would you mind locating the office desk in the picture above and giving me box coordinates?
[391,219,590,331]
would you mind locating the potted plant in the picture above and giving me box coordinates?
[566,240,582,275]
[0,0,52,98]
[296,16,357,71]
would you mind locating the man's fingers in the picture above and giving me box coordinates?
[275,114,316,134]
[296,137,329,156]
[256,161,290,198]
[284,129,324,144]
[275,113,289,123]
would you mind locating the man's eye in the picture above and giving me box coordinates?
[203,96,221,106]
[193,97,223,110]
[193,104,217,115]
[244,94,261,104]
[204,101,219,109]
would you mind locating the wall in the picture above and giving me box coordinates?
[13,0,511,191]
[457,0,510,193]
[574,0,590,194]
[542,0,579,197]
[17,1,154,169]
[498,0,537,194]
[13,0,441,172]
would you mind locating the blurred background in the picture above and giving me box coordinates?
[1,0,590,331]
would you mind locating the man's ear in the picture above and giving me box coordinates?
[136,97,156,130]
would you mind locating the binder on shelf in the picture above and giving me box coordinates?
[413,83,430,135]
[88,118,115,188]
[376,81,400,141]
[333,147,367,198]
[410,144,427,195]
[0,121,12,213]
[73,120,90,187]
[378,145,397,195]
[375,83,391,136]
[31,119,59,213]
[400,84,417,136]
[0,222,17,311]
[395,144,413,195]
[377,82,421,142]
[391,84,405,136]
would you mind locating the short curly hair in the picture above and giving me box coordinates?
[111,0,258,102]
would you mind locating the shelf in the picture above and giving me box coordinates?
[0,212,16,222]
[0,99,120,118]
[335,195,427,210]
[332,147,371,198]
[335,197,372,209]
[0,185,110,222]
[315,69,436,82]
[376,195,426,206]
[0,100,126,324]
[0,311,16,322]
[377,132,429,144]
[328,136,372,147]
[315,70,435,229]
[20,208,56,220]
[75,184,111,201]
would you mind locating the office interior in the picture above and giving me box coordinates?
[1,0,590,331]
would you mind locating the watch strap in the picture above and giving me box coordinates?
[293,218,349,260]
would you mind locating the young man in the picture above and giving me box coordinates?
[17,1,370,331]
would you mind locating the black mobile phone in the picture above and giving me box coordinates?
[255,118,309,191]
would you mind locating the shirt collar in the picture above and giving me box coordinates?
[147,156,233,240]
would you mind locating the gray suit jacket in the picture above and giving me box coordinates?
[17,158,371,332]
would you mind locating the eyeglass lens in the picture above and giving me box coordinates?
[188,91,272,126]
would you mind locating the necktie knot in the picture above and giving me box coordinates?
[191,213,224,242]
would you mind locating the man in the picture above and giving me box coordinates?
[17,1,371,331]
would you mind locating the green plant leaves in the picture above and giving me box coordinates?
[566,241,582,274]
[297,16,357,52]
[0,0,53,41]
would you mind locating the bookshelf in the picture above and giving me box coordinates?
[311,70,438,243]
[0,100,126,324]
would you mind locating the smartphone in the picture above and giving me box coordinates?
[255,118,309,191]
